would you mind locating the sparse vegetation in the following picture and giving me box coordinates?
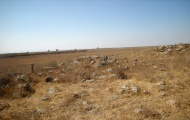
[0,44,190,119]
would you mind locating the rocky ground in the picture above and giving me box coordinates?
[0,44,190,120]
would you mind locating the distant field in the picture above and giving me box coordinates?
[0,49,88,58]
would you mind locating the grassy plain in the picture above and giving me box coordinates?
[0,45,190,120]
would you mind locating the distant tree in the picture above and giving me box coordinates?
[56,49,59,52]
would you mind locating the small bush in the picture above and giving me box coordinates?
[47,61,59,69]
[115,68,127,79]
[0,74,16,98]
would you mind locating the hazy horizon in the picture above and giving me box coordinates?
[0,0,190,54]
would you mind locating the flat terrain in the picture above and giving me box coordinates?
[0,44,190,120]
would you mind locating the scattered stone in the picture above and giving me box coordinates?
[45,77,54,83]
[73,60,81,64]
[168,100,180,107]
[121,84,129,90]
[160,92,166,96]
[90,55,99,59]
[107,68,113,73]
[86,79,95,83]
[120,84,141,94]
[124,66,129,70]
[81,79,86,82]
[131,86,140,93]
[91,60,96,65]
[89,88,95,92]
[38,73,43,76]
[17,75,27,82]
[111,95,118,100]
[106,88,113,92]
[48,87,56,94]
[36,108,47,114]
[60,74,66,78]
[53,77,60,82]
[41,97,51,101]
[97,75,107,79]
[44,67,54,70]
[109,74,116,78]
[81,93,89,97]
[133,108,143,114]
[82,101,89,105]
[153,66,158,69]
[155,44,190,54]
[140,60,145,63]
[167,49,172,52]
[66,66,72,70]
[48,70,54,73]
[158,81,166,85]
[58,63,63,67]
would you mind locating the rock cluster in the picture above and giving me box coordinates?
[120,84,140,93]
[155,43,190,54]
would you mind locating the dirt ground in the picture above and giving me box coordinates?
[0,44,190,120]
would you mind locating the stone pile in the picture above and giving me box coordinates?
[76,55,117,68]
[155,43,190,54]
[120,84,140,94]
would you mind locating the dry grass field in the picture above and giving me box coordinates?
[0,44,190,120]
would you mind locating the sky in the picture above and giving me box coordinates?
[0,0,190,53]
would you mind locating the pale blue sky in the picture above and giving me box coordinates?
[0,0,190,53]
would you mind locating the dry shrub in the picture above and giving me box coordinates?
[134,107,161,119]
[0,73,38,99]
[62,93,79,106]
[47,61,59,69]
[58,69,94,83]
[58,60,96,83]
[10,110,40,120]
[57,74,77,83]
[0,74,16,98]
[28,74,40,85]
[34,64,44,73]
[77,69,94,80]
[115,106,162,120]
[170,53,190,70]
[115,67,127,79]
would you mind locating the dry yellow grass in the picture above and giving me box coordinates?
[0,45,190,120]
